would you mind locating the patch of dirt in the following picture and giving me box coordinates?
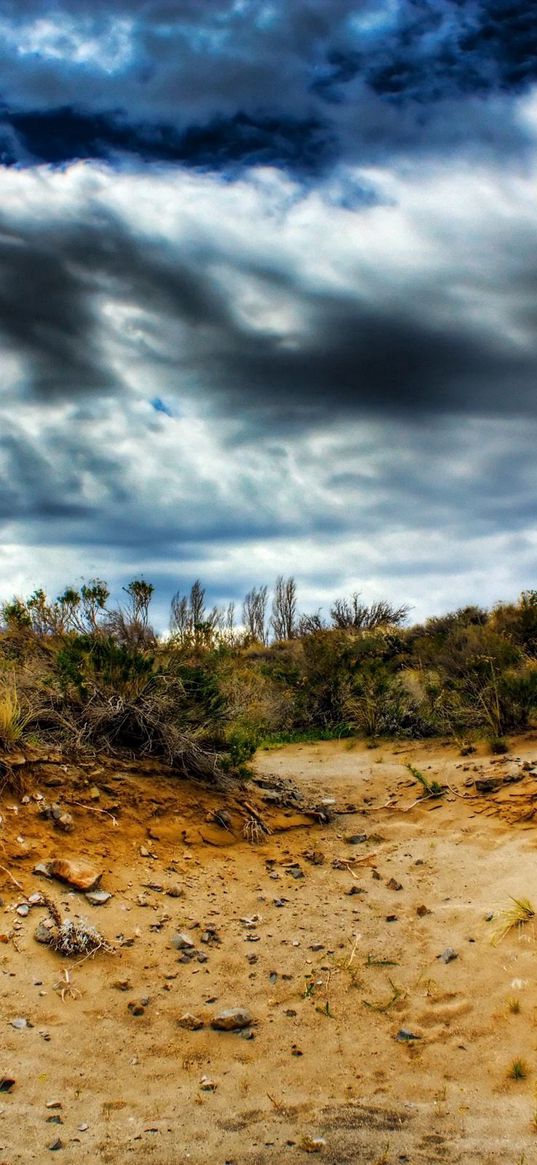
[1,737,537,1162]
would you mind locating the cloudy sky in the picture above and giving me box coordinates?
[1,0,536,628]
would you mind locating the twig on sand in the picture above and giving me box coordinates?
[0,864,24,891]
[67,801,118,826]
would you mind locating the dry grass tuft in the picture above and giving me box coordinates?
[493,898,536,945]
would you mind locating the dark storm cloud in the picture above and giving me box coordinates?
[0,2,535,169]
[1,168,537,419]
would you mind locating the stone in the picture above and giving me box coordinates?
[112,979,131,992]
[345,834,368,845]
[48,1139,63,1151]
[0,1077,15,1092]
[396,1028,421,1041]
[199,1076,217,1091]
[170,932,195,951]
[387,878,403,891]
[416,904,431,917]
[165,886,184,898]
[47,859,102,892]
[85,890,112,906]
[128,1002,145,1016]
[438,947,458,964]
[34,922,52,945]
[299,1136,325,1153]
[178,1013,204,1030]
[33,863,52,879]
[56,813,75,833]
[211,1008,253,1031]
[15,904,29,917]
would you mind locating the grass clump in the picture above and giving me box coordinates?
[508,997,522,1014]
[508,1058,529,1081]
[406,763,446,798]
[0,681,31,748]
[489,735,509,754]
[493,898,536,944]
[41,897,112,958]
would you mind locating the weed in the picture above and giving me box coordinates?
[508,997,522,1014]
[489,735,509,754]
[508,1058,529,1080]
[0,681,31,748]
[406,763,446,798]
[363,978,405,1012]
[40,896,113,958]
[493,898,536,944]
[315,1001,335,1019]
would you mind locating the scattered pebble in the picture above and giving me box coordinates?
[438,948,458,964]
[211,1008,253,1031]
[178,1013,204,1030]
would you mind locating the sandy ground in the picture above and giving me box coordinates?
[2,736,537,1163]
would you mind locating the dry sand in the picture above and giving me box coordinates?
[2,736,537,1163]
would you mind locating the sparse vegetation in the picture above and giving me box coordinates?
[508,1058,529,1081]
[1,580,537,778]
[493,898,536,944]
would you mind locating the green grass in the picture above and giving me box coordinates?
[406,763,446,798]
[259,724,354,748]
[508,1057,529,1080]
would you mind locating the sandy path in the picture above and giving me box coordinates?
[2,737,537,1163]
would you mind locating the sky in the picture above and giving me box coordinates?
[0,0,536,629]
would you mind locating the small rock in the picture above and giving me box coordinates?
[10,1018,28,1030]
[385,915,398,923]
[199,1076,217,1091]
[300,1136,325,1152]
[78,1124,89,1132]
[211,1008,253,1031]
[28,892,44,906]
[387,878,403,891]
[46,1101,62,1110]
[128,1002,145,1016]
[112,979,131,992]
[287,867,305,880]
[178,1013,204,1030]
[34,922,53,945]
[171,933,195,951]
[345,834,368,845]
[56,813,74,833]
[396,1028,422,1042]
[33,863,52,879]
[46,1115,63,1125]
[15,904,30,917]
[47,859,102,892]
[346,886,363,896]
[438,947,458,964]
[85,890,112,906]
[48,1139,63,1151]
[166,886,184,898]
[0,1077,15,1092]
[416,904,431,917]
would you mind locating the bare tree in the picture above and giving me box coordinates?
[169,580,220,647]
[271,576,297,641]
[330,593,408,632]
[242,585,268,643]
[297,610,326,636]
